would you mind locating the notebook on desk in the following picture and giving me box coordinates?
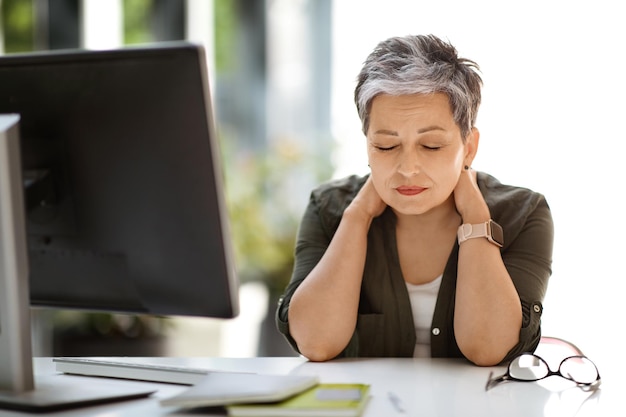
[226,383,371,417]
[160,372,319,408]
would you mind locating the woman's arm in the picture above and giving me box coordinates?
[287,177,386,361]
[453,169,523,366]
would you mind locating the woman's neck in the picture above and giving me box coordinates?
[393,195,461,232]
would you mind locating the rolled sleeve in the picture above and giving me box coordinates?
[500,198,554,362]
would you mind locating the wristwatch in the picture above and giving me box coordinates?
[457,219,504,248]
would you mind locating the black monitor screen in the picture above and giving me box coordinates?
[0,43,239,318]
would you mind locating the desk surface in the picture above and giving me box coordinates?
[0,356,616,416]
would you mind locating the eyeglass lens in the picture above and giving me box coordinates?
[559,357,599,384]
[509,354,599,385]
[509,354,548,380]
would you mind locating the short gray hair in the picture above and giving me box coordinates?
[354,34,482,140]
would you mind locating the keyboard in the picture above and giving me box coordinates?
[54,357,214,385]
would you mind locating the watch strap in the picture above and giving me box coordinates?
[457,220,503,247]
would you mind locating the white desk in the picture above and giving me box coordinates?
[0,356,617,416]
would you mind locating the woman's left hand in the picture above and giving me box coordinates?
[453,167,490,223]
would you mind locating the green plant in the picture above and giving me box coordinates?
[1,0,35,53]
[52,310,170,339]
[222,136,334,295]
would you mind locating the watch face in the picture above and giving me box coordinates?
[490,220,504,246]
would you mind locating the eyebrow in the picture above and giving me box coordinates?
[373,125,446,136]
[372,129,398,136]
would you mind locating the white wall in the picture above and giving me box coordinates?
[81,0,123,49]
[331,0,625,368]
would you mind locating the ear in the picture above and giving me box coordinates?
[463,128,480,166]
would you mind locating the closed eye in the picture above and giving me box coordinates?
[422,145,442,151]
[375,145,397,151]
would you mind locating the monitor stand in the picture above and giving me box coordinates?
[0,375,156,412]
[0,114,155,412]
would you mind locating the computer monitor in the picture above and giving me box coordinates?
[0,43,239,411]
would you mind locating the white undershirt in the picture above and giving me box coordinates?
[405,274,443,357]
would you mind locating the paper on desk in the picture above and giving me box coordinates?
[160,372,319,408]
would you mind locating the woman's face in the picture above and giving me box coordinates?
[366,92,475,217]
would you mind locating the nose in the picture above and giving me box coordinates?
[397,148,421,176]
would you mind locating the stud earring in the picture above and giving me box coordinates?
[464,165,470,171]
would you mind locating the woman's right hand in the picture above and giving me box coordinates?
[347,175,387,223]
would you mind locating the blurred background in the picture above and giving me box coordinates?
[1,0,624,371]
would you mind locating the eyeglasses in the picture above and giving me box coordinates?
[485,353,601,391]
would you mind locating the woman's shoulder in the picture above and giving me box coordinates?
[306,174,368,227]
[310,174,368,202]
[478,172,547,206]
[477,171,551,233]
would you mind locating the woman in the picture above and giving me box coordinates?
[275,34,553,366]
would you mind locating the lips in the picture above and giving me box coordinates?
[395,186,426,196]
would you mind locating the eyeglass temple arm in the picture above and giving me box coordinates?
[485,371,509,391]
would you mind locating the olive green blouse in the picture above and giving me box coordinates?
[276,172,553,363]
